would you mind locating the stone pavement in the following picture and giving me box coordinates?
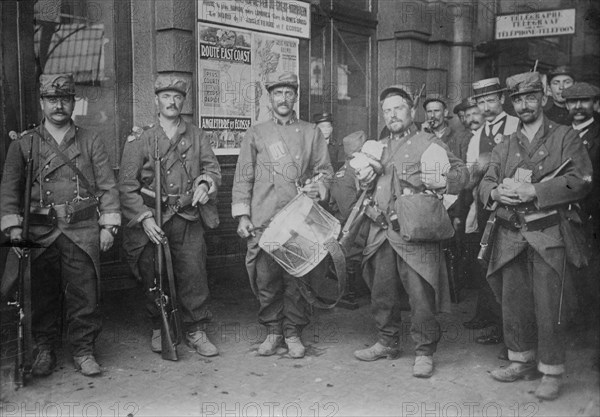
[1,273,598,417]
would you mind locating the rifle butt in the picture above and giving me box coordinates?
[159,306,178,361]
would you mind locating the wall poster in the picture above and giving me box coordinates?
[198,22,299,154]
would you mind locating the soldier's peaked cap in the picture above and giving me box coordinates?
[39,73,76,97]
[506,72,544,97]
[472,77,505,99]
[264,72,299,92]
[562,82,600,100]
[155,74,188,96]
[547,65,574,82]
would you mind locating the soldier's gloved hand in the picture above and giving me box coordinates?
[100,228,114,252]
[192,183,210,206]
[142,216,165,245]
[237,216,255,238]
[9,227,24,258]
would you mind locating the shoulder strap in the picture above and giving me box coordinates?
[35,131,97,197]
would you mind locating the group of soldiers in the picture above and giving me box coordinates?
[0,65,598,402]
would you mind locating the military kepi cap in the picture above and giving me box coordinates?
[39,73,76,97]
[342,130,366,158]
[313,112,333,124]
[379,85,412,102]
[472,77,505,98]
[155,74,188,96]
[506,72,544,97]
[265,72,299,92]
[562,82,600,100]
[547,65,573,82]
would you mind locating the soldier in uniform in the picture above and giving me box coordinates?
[118,75,222,357]
[313,112,344,171]
[352,85,468,378]
[422,94,469,162]
[0,73,121,376]
[480,72,592,400]
[563,82,600,328]
[232,72,333,359]
[544,65,574,126]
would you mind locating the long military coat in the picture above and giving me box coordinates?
[0,123,120,295]
[363,124,469,313]
[479,116,593,296]
[231,116,333,294]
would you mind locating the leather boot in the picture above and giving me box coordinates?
[258,334,283,356]
[186,330,219,357]
[491,361,540,382]
[151,329,161,353]
[31,349,57,377]
[73,355,101,376]
[354,342,401,361]
[535,375,562,401]
[285,336,306,359]
[413,355,434,378]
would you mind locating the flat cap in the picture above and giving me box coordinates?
[472,77,505,99]
[453,96,478,114]
[547,65,574,82]
[155,74,188,96]
[265,72,298,92]
[342,130,366,158]
[562,82,600,100]
[39,73,76,97]
[423,93,447,109]
[313,112,333,124]
[506,72,544,97]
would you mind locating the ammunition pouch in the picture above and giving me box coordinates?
[496,203,560,232]
[64,198,99,224]
[28,206,57,226]
[141,187,193,213]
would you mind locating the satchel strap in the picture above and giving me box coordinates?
[295,237,347,309]
[35,131,97,198]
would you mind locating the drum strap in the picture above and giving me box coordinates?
[295,237,347,309]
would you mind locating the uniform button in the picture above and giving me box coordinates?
[182,154,186,158]
[71,176,76,181]
[169,183,174,187]
[45,164,49,169]
[187,179,192,184]
[73,190,78,194]
[538,151,544,155]
[185,191,190,195]
[407,140,411,145]
[167,170,171,175]
[44,178,50,182]
[516,153,520,157]
[538,166,543,170]
[405,154,409,158]
[295,155,300,159]
[402,170,406,174]
[181,141,185,145]
[377,186,381,190]
[45,191,51,195]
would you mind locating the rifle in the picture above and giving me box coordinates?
[338,188,371,254]
[10,133,35,388]
[152,138,181,361]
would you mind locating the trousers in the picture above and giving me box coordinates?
[139,215,211,332]
[365,241,440,355]
[32,233,100,356]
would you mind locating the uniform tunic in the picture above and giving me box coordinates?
[479,116,592,373]
[362,125,468,353]
[0,122,120,355]
[231,114,333,337]
[119,118,221,330]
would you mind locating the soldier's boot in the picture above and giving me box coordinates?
[151,329,161,353]
[31,349,57,377]
[490,361,540,382]
[285,336,306,359]
[413,355,434,378]
[535,375,562,401]
[354,342,401,362]
[186,330,219,357]
[257,334,283,356]
[73,355,101,376]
